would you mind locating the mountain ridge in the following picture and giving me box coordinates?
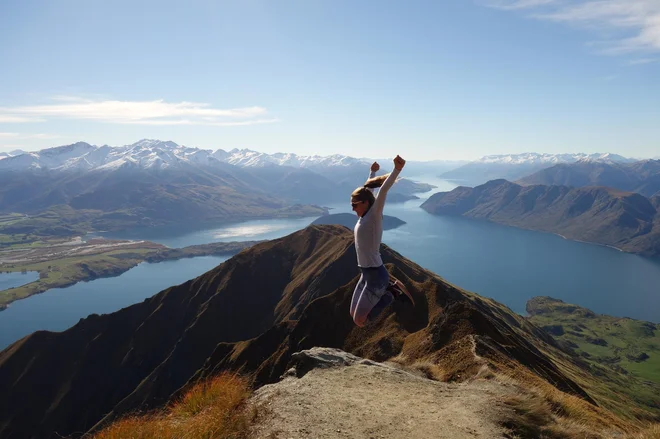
[0,140,432,225]
[440,152,636,186]
[0,139,372,172]
[421,179,660,256]
[0,224,620,439]
[518,159,660,198]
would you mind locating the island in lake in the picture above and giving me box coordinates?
[312,213,406,230]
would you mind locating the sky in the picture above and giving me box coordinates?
[0,0,659,161]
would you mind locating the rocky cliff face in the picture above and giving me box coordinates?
[0,225,599,438]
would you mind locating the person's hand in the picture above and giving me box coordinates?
[393,155,406,171]
[370,161,380,172]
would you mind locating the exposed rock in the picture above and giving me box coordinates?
[282,347,388,378]
[626,352,650,362]
[586,337,608,347]
[251,348,513,439]
[542,325,565,336]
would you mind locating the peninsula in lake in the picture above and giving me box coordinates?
[0,237,257,309]
[421,179,660,257]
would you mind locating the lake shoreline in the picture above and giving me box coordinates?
[421,211,658,260]
[0,240,258,309]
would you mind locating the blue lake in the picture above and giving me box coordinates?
[88,216,318,248]
[0,256,229,349]
[2,174,660,350]
[0,271,39,290]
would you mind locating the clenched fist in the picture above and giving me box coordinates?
[370,161,380,172]
[393,155,406,171]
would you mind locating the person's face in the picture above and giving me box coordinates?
[351,198,369,217]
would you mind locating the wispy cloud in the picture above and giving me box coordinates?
[0,97,279,126]
[0,115,44,123]
[488,0,559,11]
[628,57,658,64]
[0,132,59,139]
[487,0,660,55]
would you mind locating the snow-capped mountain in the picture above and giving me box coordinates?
[517,158,660,197]
[440,152,635,186]
[216,148,368,168]
[0,149,28,161]
[476,152,634,165]
[0,139,436,217]
[0,140,368,172]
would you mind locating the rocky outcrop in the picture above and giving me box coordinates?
[250,347,512,439]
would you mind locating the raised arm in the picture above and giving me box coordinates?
[372,155,405,215]
[367,161,379,195]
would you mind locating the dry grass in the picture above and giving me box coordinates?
[625,425,660,439]
[490,358,637,433]
[93,372,255,439]
[502,391,605,439]
[386,355,454,382]
[390,348,636,437]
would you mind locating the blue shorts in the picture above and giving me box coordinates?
[350,265,393,326]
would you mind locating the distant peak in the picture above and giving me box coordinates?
[131,139,180,149]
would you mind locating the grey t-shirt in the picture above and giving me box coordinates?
[354,168,401,268]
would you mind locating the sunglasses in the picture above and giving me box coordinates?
[351,200,364,207]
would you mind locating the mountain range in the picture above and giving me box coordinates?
[3,224,649,438]
[0,140,369,173]
[421,179,660,256]
[0,140,433,232]
[518,159,660,198]
[439,152,636,186]
[0,150,26,161]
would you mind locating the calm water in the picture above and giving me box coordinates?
[2,174,660,350]
[0,271,39,290]
[0,256,229,349]
[89,216,318,248]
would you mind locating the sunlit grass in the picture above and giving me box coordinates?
[93,372,255,439]
[626,424,660,439]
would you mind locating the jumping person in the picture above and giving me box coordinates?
[349,155,412,327]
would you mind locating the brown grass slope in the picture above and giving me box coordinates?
[0,225,646,439]
[92,372,254,439]
[421,179,660,256]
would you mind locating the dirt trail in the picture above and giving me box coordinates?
[250,349,513,439]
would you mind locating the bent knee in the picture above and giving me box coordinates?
[353,314,367,327]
